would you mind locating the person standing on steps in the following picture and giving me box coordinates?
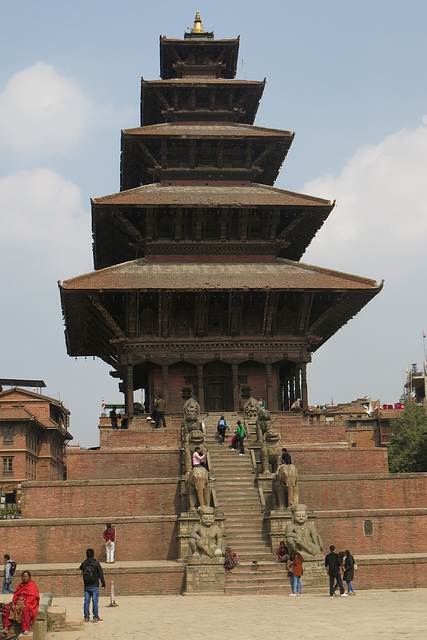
[154,394,167,429]
[237,420,246,455]
[103,523,115,563]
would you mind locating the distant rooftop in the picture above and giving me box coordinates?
[0,379,46,389]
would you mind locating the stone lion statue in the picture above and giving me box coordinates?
[256,409,274,443]
[272,463,299,509]
[260,428,282,474]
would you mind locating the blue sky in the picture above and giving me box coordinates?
[1,1,427,446]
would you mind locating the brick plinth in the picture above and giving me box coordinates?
[22,479,180,518]
[0,517,179,563]
[290,448,388,474]
[66,450,181,480]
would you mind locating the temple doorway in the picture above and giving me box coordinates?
[204,361,233,411]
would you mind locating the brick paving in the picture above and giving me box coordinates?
[48,589,427,640]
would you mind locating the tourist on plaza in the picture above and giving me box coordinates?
[344,549,356,595]
[287,550,303,596]
[103,524,115,564]
[192,446,208,471]
[154,394,167,429]
[79,548,105,623]
[109,406,118,429]
[217,416,229,443]
[325,545,347,597]
[1,570,39,637]
[281,448,292,465]
[275,540,289,563]
[2,555,15,594]
[332,551,345,595]
[237,420,246,455]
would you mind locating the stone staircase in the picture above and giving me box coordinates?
[205,413,290,594]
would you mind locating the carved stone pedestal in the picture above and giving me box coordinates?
[265,508,293,551]
[184,557,225,594]
[177,511,226,561]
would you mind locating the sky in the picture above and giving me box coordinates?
[1,0,427,447]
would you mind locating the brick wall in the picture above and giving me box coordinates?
[66,449,181,480]
[288,447,388,474]
[0,517,179,563]
[299,473,427,510]
[273,423,348,445]
[22,479,180,518]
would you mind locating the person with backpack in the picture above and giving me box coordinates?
[79,548,105,623]
[216,416,229,443]
[237,420,246,455]
[2,555,15,594]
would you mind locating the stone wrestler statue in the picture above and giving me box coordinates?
[188,506,224,559]
[285,503,323,560]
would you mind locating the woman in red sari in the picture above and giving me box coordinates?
[1,571,40,637]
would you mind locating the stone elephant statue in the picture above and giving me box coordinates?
[187,465,210,511]
[272,463,299,509]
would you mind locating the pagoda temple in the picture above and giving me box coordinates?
[59,13,382,417]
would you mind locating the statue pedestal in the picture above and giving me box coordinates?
[177,511,226,561]
[184,557,225,594]
[265,508,293,551]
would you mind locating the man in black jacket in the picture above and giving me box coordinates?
[79,548,105,622]
[324,545,347,598]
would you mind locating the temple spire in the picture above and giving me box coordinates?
[192,11,205,34]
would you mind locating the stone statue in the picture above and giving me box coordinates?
[256,409,274,442]
[183,397,204,436]
[188,506,224,559]
[184,429,207,474]
[260,428,282,474]
[243,396,261,419]
[187,465,210,511]
[285,504,323,560]
[272,463,299,509]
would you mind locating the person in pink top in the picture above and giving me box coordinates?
[103,524,115,563]
[192,447,208,470]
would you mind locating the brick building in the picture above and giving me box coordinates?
[0,383,72,506]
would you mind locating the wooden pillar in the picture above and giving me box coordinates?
[197,365,205,412]
[126,363,134,417]
[301,362,308,410]
[266,363,273,411]
[232,364,240,412]
[162,365,169,406]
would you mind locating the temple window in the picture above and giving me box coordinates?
[2,457,13,476]
[139,307,157,336]
[2,426,13,444]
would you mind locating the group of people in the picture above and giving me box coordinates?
[325,545,356,597]
[216,417,246,455]
[1,555,40,638]
[275,541,356,597]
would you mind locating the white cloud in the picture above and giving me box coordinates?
[303,115,427,406]
[303,117,427,280]
[0,62,95,159]
[0,168,91,279]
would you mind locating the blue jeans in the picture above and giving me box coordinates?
[346,580,355,593]
[292,576,302,594]
[2,578,14,594]
[84,586,99,620]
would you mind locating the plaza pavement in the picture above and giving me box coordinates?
[49,588,427,640]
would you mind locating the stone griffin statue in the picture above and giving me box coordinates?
[183,397,205,437]
[188,506,224,560]
[260,428,282,474]
[272,463,299,509]
[187,465,210,512]
[243,396,261,419]
[285,504,323,560]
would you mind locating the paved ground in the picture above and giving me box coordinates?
[48,589,427,640]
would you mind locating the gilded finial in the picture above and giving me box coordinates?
[192,11,205,34]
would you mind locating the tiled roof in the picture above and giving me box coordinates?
[92,183,332,208]
[60,259,381,292]
[0,406,35,421]
[122,123,293,138]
